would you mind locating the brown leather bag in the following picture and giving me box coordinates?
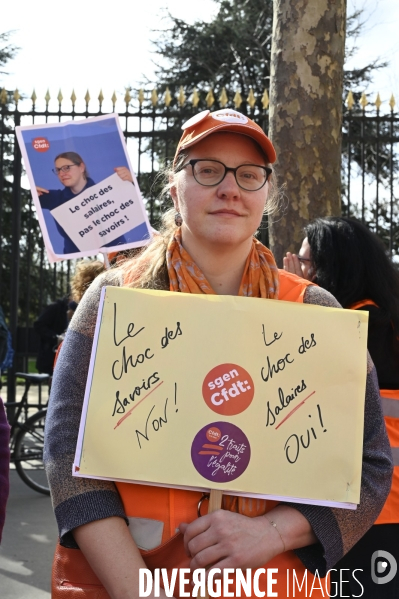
[52,533,191,598]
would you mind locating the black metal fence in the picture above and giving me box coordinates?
[342,91,399,254]
[1,86,398,401]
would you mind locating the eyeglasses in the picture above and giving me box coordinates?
[176,159,272,191]
[52,164,78,175]
[298,256,311,263]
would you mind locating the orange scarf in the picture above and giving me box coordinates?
[166,229,279,298]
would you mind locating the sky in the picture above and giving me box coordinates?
[345,0,399,109]
[1,0,399,114]
[1,0,217,113]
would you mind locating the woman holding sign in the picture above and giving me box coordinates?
[37,151,133,254]
[45,110,393,599]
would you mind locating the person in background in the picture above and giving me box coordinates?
[34,298,68,375]
[284,216,399,598]
[65,254,145,329]
[45,111,392,599]
[53,260,105,370]
[70,260,106,304]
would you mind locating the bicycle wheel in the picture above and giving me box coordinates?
[14,409,50,495]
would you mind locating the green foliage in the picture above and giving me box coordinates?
[0,31,69,325]
[0,31,19,80]
[151,1,385,102]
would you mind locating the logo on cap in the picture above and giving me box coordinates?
[211,109,248,124]
[182,110,210,131]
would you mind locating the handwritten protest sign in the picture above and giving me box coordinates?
[74,287,369,509]
[15,115,152,262]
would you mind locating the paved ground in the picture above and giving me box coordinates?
[0,470,57,598]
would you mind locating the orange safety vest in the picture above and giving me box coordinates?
[350,299,399,525]
[115,272,328,598]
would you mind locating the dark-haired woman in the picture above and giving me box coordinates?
[37,152,133,253]
[284,216,399,598]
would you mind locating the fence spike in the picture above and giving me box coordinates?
[346,91,354,110]
[360,92,368,109]
[389,93,396,110]
[44,89,51,105]
[151,89,158,106]
[261,89,269,110]
[178,86,186,107]
[13,88,21,105]
[233,91,242,109]
[98,89,104,104]
[71,89,77,106]
[84,89,90,105]
[0,88,7,104]
[191,88,200,108]
[124,88,132,105]
[164,87,172,107]
[57,89,63,104]
[31,89,37,105]
[219,87,228,107]
[375,93,382,110]
[111,91,117,106]
[205,89,215,108]
[138,89,145,106]
[247,88,256,109]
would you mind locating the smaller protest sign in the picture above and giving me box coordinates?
[15,115,152,262]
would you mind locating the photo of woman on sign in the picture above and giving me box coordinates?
[37,151,133,253]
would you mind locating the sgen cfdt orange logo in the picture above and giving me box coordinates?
[32,137,50,152]
[202,363,254,416]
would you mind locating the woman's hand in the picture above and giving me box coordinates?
[179,510,280,571]
[114,166,133,183]
[179,505,317,572]
[36,186,49,196]
[283,252,303,277]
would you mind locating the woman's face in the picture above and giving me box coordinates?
[171,132,269,251]
[298,237,314,280]
[54,157,86,188]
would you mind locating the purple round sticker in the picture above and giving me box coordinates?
[191,421,251,483]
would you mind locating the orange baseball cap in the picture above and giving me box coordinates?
[174,109,276,164]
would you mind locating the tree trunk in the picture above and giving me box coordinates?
[268,0,346,265]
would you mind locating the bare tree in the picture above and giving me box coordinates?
[268,0,346,265]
